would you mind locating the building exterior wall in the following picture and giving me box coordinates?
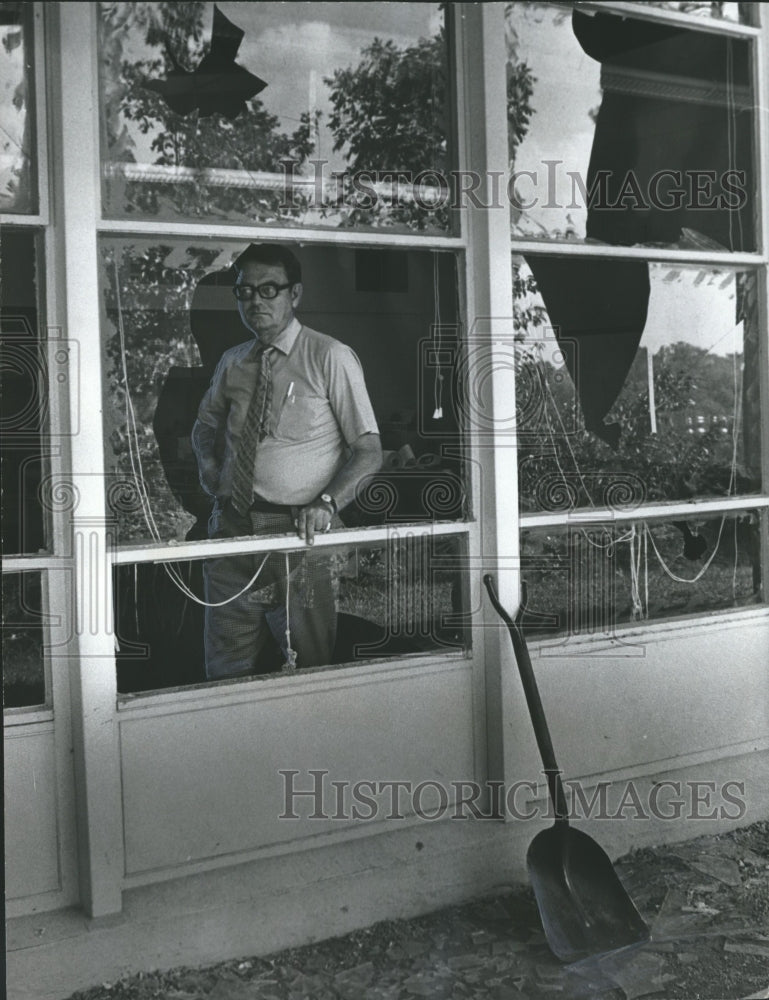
[3,3,769,997]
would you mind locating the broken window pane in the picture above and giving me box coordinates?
[520,510,761,638]
[99,2,450,233]
[99,238,465,544]
[2,572,45,708]
[115,534,467,694]
[506,2,755,249]
[0,1,37,214]
[515,259,761,511]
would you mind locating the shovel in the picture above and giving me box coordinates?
[483,574,650,963]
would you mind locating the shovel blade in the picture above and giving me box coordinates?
[527,825,650,963]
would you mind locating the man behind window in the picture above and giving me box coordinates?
[191,244,382,679]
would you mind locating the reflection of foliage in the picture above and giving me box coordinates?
[323,15,535,232]
[324,28,448,231]
[100,2,317,221]
[513,268,547,335]
[100,2,458,232]
[102,244,220,541]
[513,256,757,512]
[507,61,536,157]
[504,1,538,160]
[326,34,447,175]
[517,342,754,511]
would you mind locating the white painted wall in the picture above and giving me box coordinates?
[118,658,477,878]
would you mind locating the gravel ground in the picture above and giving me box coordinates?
[67,821,769,1000]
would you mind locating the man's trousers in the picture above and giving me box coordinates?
[203,501,338,679]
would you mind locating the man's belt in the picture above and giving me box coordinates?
[216,495,294,516]
[248,495,294,515]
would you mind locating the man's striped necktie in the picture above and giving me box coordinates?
[230,343,274,516]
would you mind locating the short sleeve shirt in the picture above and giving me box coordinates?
[195,319,379,505]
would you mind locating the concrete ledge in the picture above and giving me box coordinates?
[8,749,768,1000]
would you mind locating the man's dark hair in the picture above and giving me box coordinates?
[234,243,302,286]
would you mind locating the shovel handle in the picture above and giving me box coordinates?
[483,574,569,824]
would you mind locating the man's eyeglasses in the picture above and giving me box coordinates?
[233,281,292,301]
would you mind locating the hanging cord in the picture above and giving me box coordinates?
[643,342,740,585]
[628,524,638,618]
[638,270,744,591]
[628,524,645,620]
[644,523,649,616]
[432,253,444,419]
[115,257,163,537]
[643,517,727,584]
[577,526,635,552]
[539,355,595,506]
[283,551,298,672]
[114,255,268,607]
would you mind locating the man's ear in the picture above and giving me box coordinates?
[291,282,303,308]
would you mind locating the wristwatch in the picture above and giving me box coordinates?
[319,493,337,514]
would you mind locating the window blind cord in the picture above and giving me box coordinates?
[433,252,444,419]
[540,355,594,505]
[114,256,270,608]
[642,346,742,587]
[629,524,645,620]
[535,296,744,594]
[114,256,161,538]
[283,551,297,671]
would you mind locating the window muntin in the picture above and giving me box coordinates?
[520,509,762,639]
[115,534,467,694]
[515,258,761,512]
[506,2,756,249]
[98,2,451,234]
[100,238,466,545]
[0,1,38,215]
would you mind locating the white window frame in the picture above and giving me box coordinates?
[2,4,72,724]
[2,2,82,919]
[84,2,483,692]
[504,0,769,636]
[15,0,766,922]
[45,1,506,917]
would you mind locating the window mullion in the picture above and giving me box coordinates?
[32,2,50,226]
[752,11,769,597]
[459,2,521,794]
[55,0,123,919]
[467,4,520,610]
[755,10,769,255]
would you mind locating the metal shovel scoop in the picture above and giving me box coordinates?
[483,574,650,963]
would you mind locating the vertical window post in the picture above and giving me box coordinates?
[461,3,522,796]
[56,1,123,918]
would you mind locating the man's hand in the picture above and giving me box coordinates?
[295,501,333,545]
[294,433,382,545]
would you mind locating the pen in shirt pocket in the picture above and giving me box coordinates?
[285,381,296,405]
